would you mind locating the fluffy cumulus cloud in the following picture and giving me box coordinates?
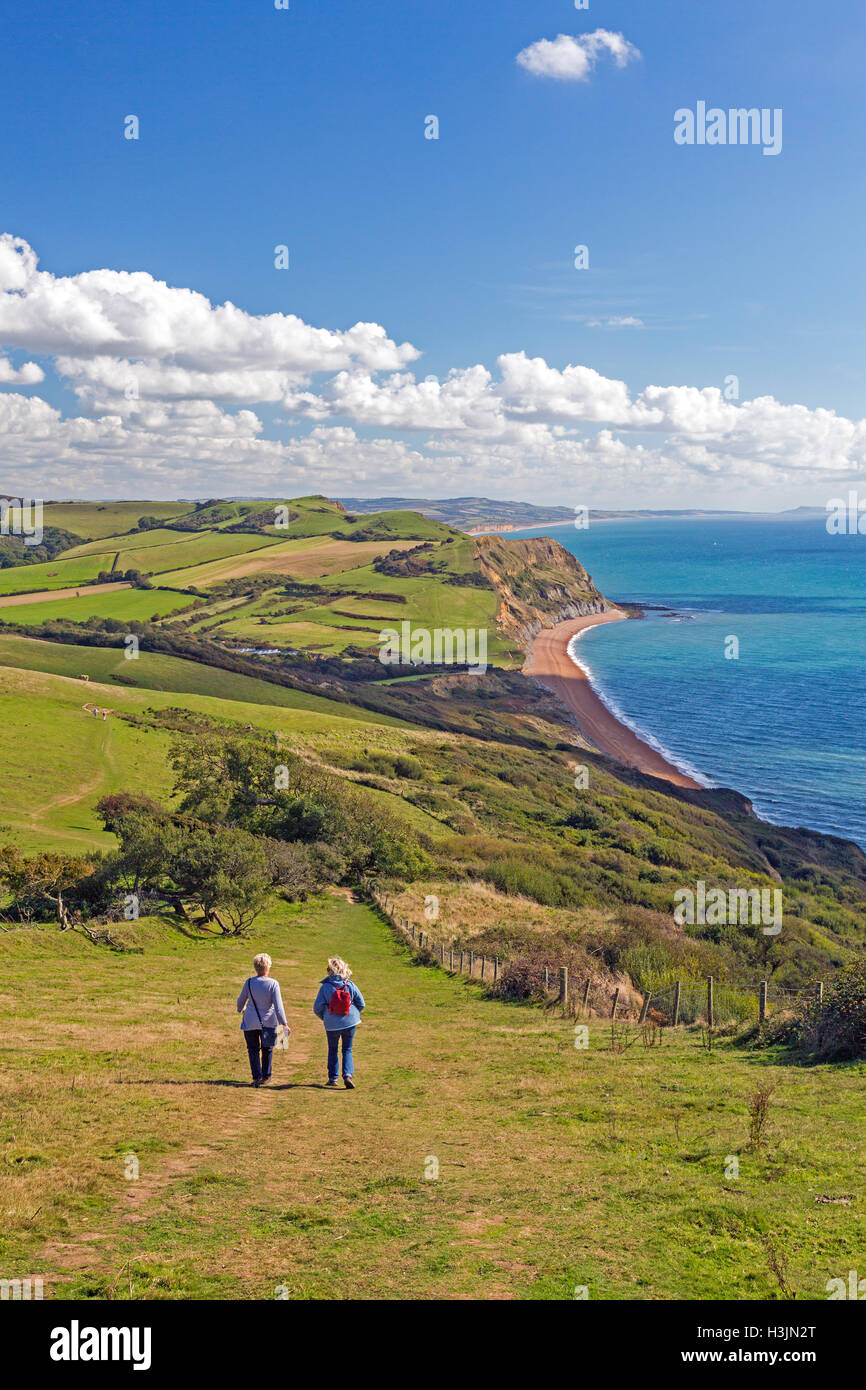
[1,234,866,501]
[0,355,43,384]
[516,30,641,82]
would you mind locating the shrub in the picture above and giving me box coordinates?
[797,961,866,1061]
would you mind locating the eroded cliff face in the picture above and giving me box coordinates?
[474,535,610,651]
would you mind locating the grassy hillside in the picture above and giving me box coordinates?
[41,501,194,539]
[0,553,114,595]
[1,897,863,1300]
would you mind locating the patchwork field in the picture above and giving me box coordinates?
[159,536,421,588]
[62,531,280,573]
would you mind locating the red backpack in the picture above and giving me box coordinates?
[328,983,352,1016]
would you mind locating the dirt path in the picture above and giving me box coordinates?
[525,610,702,789]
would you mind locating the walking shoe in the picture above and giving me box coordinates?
[344,1076,355,1090]
[326,1079,338,1087]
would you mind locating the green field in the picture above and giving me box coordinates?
[0,654,410,853]
[0,896,862,1300]
[42,501,194,540]
[0,554,114,595]
[0,587,197,626]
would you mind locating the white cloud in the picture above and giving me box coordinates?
[0,234,418,406]
[1,235,865,504]
[516,31,641,83]
[586,315,645,329]
[0,355,44,384]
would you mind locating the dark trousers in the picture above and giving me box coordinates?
[326,1026,356,1081]
[244,1029,273,1082]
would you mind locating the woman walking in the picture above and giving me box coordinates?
[237,953,289,1087]
[313,956,365,1089]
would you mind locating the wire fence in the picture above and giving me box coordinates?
[366,885,825,1028]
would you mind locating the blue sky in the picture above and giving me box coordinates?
[1,0,865,506]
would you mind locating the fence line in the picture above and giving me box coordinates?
[364,884,825,1027]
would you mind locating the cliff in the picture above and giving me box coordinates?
[473,535,610,651]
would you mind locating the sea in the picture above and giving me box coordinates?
[504,514,866,850]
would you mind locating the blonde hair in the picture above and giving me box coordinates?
[253,953,272,976]
[327,956,352,979]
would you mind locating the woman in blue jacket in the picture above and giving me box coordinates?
[313,955,365,1088]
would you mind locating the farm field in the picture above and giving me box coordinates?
[42,502,194,540]
[0,587,197,625]
[1,894,863,1301]
[0,553,114,595]
[61,530,280,568]
[159,535,421,588]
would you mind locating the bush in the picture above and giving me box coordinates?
[797,962,866,1061]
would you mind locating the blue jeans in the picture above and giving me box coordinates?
[244,1029,273,1083]
[326,1026,356,1081]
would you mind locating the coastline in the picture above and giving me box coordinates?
[525,609,703,790]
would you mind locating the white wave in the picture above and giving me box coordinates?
[566,628,716,788]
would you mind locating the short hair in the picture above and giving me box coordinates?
[327,956,352,979]
[253,953,272,975]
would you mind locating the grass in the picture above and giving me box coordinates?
[0,634,396,715]
[159,536,420,589]
[0,658,409,852]
[63,531,280,572]
[0,554,115,595]
[0,588,197,625]
[42,502,194,540]
[0,895,862,1301]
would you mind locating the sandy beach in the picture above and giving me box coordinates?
[525,609,702,789]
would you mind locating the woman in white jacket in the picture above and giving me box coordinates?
[237,953,289,1087]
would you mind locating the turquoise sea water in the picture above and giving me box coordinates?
[506,516,866,849]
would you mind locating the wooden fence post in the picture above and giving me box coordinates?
[611,987,620,1021]
[582,978,591,1014]
[759,979,768,1023]
[449,946,454,971]
[638,992,651,1025]
[707,976,714,1028]
[816,981,824,1004]
[494,958,499,983]
[459,950,464,974]
[411,924,416,941]
[672,980,681,1027]
[469,951,475,977]
[559,966,568,1006]
[543,966,549,993]
[480,956,486,982]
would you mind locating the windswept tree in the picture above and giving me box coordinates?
[0,844,96,928]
